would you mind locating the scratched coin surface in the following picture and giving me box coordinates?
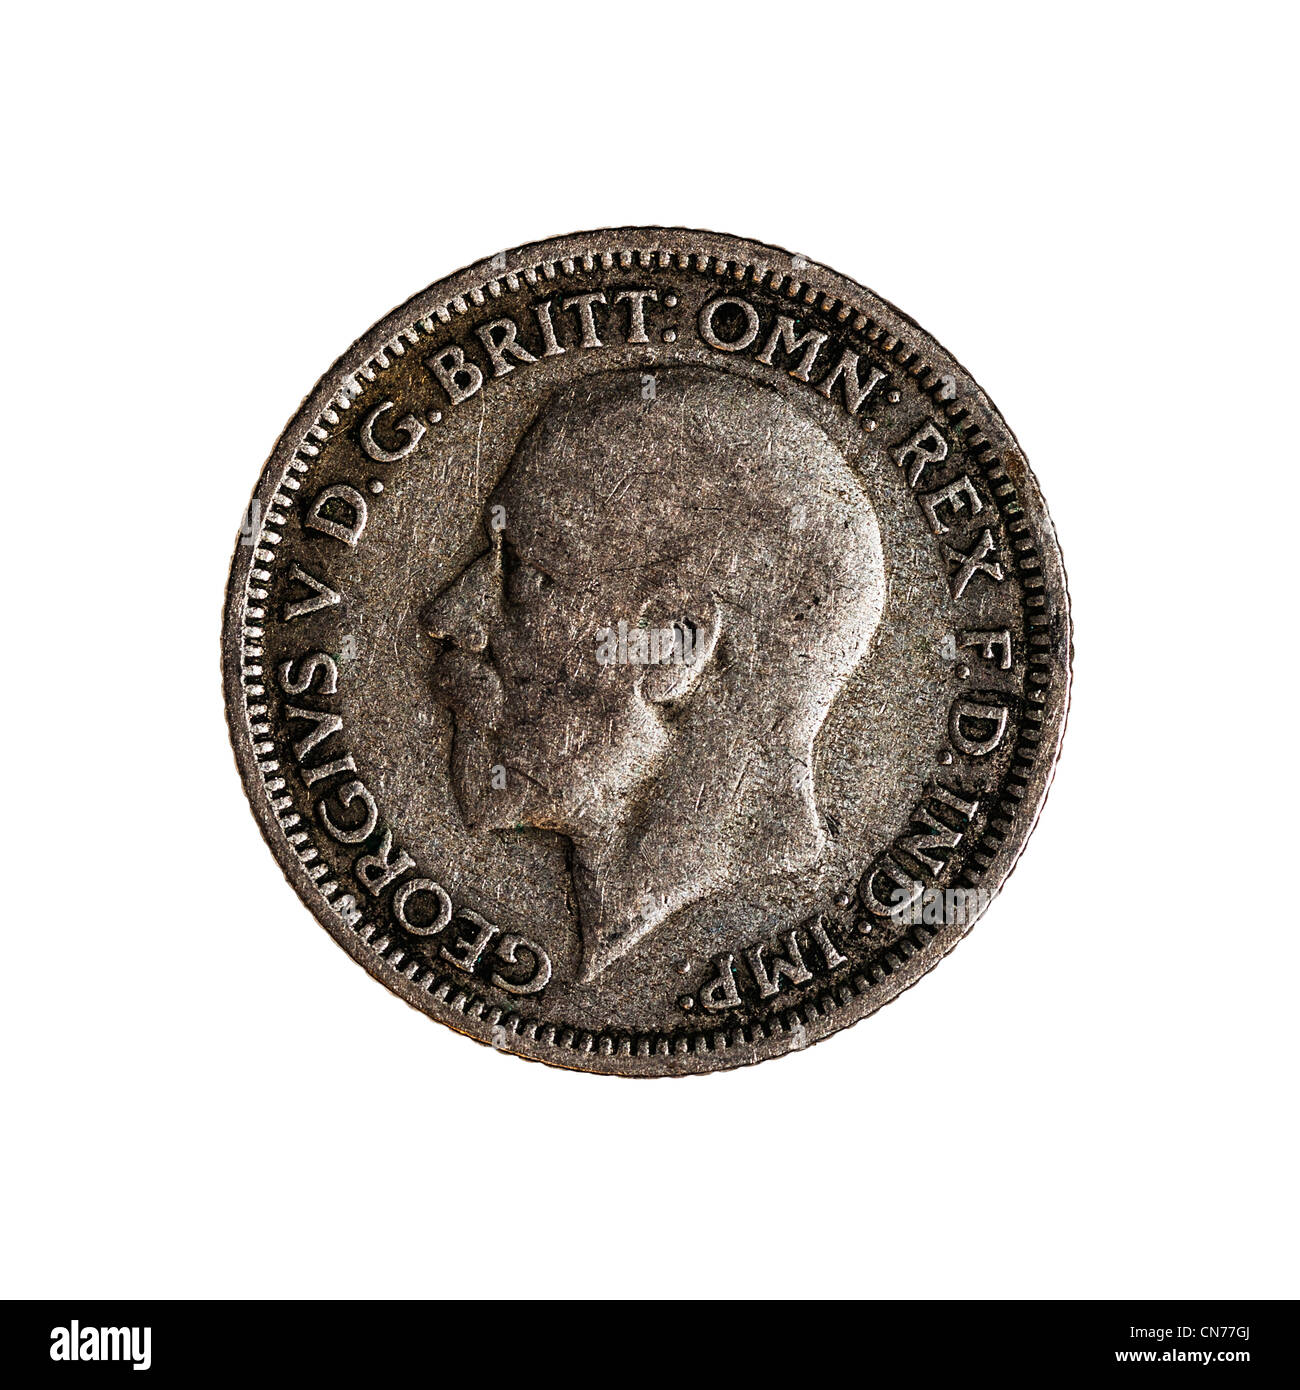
[222,228,1071,1076]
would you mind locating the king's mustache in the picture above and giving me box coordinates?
[428,643,504,722]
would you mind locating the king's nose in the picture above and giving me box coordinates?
[422,547,500,653]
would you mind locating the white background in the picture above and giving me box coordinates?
[3,3,1295,1300]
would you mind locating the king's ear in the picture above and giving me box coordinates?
[639,595,721,705]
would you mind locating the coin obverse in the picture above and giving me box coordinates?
[223,228,1071,1076]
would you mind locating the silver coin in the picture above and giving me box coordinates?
[222,228,1071,1076]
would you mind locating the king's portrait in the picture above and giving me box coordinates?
[422,367,885,981]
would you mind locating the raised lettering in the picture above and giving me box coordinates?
[305,483,368,546]
[394,878,453,935]
[361,399,427,461]
[897,805,964,874]
[476,316,538,377]
[816,348,887,414]
[562,292,607,348]
[945,529,1006,597]
[745,930,812,998]
[532,299,565,357]
[441,910,500,970]
[860,855,923,916]
[303,755,357,787]
[698,295,760,352]
[919,474,983,535]
[697,954,742,1011]
[960,628,1014,669]
[806,914,847,969]
[893,419,949,486]
[278,651,338,696]
[426,346,484,405]
[283,705,341,762]
[283,564,341,621]
[948,699,1010,757]
[318,779,379,844]
[491,934,552,994]
[755,315,828,380]
[354,830,415,896]
[614,288,658,344]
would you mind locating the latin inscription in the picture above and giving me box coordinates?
[276,651,552,996]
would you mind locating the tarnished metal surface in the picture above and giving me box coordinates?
[222,228,1071,1075]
